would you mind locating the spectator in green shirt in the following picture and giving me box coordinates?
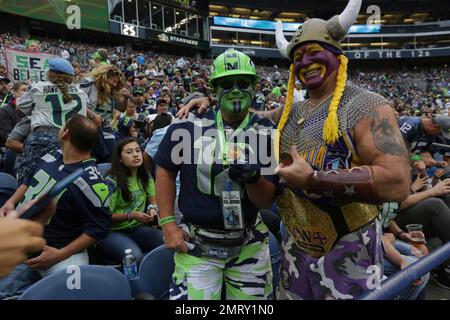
[96,137,163,265]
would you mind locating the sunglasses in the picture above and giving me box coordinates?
[219,78,252,90]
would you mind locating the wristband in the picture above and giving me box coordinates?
[396,230,405,239]
[411,155,423,161]
[159,216,176,226]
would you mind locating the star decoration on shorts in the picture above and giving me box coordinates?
[344,185,356,197]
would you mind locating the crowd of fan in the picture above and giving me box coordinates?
[1,33,448,117]
[0,33,450,299]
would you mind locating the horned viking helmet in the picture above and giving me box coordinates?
[276,0,362,59]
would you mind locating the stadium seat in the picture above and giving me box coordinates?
[136,245,175,300]
[269,231,281,299]
[19,265,132,300]
[97,163,111,177]
[1,149,17,175]
[0,172,18,207]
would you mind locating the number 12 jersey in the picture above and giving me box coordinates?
[17,81,88,130]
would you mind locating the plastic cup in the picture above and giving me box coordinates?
[406,224,426,248]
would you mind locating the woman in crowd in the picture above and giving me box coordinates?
[96,137,163,265]
[16,58,87,183]
[80,64,127,162]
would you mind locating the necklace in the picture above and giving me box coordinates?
[297,94,333,126]
[287,94,333,150]
[305,93,333,112]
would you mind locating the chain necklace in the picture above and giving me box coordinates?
[304,93,333,113]
[287,94,333,151]
[298,93,333,126]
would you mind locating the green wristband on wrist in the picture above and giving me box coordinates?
[411,155,423,161]
[159,216,176,226]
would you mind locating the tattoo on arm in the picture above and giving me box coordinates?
[256,106,284,125]
[368,109,409,157]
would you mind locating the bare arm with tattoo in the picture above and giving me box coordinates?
[353,104,410,201]
[254,106,284,125]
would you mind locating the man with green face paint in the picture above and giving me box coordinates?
[215,75,253,114]
[154,49,278,300]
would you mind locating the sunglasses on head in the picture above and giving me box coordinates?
[219,78,252,90]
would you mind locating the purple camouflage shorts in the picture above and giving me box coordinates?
[278,220,383,300]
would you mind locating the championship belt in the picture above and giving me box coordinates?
[277,188,379,258]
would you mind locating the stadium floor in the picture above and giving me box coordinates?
[427,281,450,300]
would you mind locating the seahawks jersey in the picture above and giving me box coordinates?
[398,116,436,154]
[18,151,111,249]
[16,81,87,130]
[154,109,278,230]
[251,92,266,111]
[79,77,116,127]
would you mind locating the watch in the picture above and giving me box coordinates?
[147,204,159,213]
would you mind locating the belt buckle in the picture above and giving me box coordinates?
[200,242,240,259]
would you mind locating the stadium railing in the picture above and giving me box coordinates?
[359,241,450,300]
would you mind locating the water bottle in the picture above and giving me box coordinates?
[122,248,138,279]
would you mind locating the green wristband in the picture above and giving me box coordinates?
[159,216,176,226]
[411,155,423,161]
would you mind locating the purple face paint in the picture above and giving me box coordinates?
[293,43,339,90]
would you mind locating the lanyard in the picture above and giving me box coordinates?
[1,94,10,107]
[215,110,251,166]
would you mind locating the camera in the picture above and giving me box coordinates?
[134,119,146,130]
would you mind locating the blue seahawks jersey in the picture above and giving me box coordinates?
[20,151,111,249]
[398,116,436,154]
[251,92,266,111]
[154,109,277,230]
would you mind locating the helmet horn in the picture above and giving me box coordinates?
[275,20,289,59]
[338,0,362,32]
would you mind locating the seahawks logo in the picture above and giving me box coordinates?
[224,52,240,71]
